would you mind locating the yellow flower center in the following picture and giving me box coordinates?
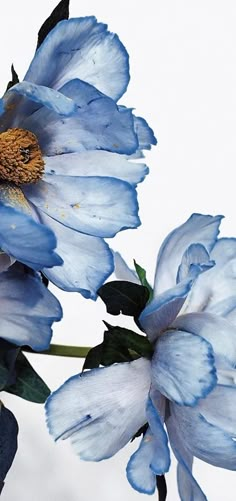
[0,128,44,185]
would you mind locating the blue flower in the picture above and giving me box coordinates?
[0,263,62,351]
[45,214,236,499]
[0,17,156,299]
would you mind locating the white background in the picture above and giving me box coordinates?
[1,0,236,499]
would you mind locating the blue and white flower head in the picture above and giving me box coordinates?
[45,213,236,500]
[0,14,156,299]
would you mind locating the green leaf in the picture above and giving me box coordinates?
[6,64,19,92]
[83,324,153,370]
[37,0,70,49]
[0,405,18,491]
[6,352,50,403]
[0,340,20,391]
[134,260,153,301]
[98,280,150,319]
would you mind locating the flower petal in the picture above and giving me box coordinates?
[152,329,217,405]
[169,400,236,469]
[0,204,62,270]
[6,82,77,116]
[153,214,222,295]
[126,428,158,495]
[133,116,157,150]
[24,17,129,101]
[176,243,214,283]
[166,413,207,501]
[0,265,62,350]
[23,79,138,156]
[113,251,140,284]
[45,150,149,185]
[197,384,236,436]
[41,214,113,298]
[45,358,151,461]
[139,279,193,342]
[184,238,236,317]
[24,176,140,238]
[146,397,170,474]
[172,312,236,367]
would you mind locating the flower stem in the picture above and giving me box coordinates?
[23,344,91,358]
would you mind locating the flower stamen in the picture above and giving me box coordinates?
[0,128,44,184]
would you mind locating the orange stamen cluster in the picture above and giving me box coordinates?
[0,128,44,185]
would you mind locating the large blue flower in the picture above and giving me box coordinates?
[0,16,156,299]
[0,263,62,350]
[45,214,236,500]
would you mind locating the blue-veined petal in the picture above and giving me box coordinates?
[40,213,113,299]
[22,79,138,156]
[24,17,129,101]
[44,150,149,185]
[0,204,62,270]
[184,238,236,316]
[152,330,217,405]
[6,82,77,116]
[0,265,62,350]
[166,413,207,501]
[113,251,140,284]
[169,400,236,469]
[23,176,140,238]
[176,243,214,283]
[197,385,236,436]
[153,214,223,295]
[172,312,236,366]
[139,278,193,342]
[45,358,151,461]
[126,428,158,495]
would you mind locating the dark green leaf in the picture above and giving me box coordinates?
[156,475,167,501]
[0,405,18,489]
[0,340,20,390]
[98,280,150,319]
[83,324,153,370]
[6,352,50,403]
[6,64,19,92]
[134,260,153,301]
[37,0,70,49]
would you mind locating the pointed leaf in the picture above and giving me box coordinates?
[98,280,150,319]
[134,260,153,300]
[0,404,18,489]
[6,352,50,403]
[37,0,70,49]
[6,64,19,91]
[0,340,20,390]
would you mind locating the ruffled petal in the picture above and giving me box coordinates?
[6,82,77,116]
[153,214,222,295]
[172,312,236,367]
[166,413,207,501]
[45,358,151,460]
[22,79,138,156]
[139,279,193,342]
[176,243,214,283]
[40,213,113,298]
[0,203,62,270]
[0,265,62,350]
[134,116,157,150]
[45,150,149,185]
[24,17,129,101]
[184,238,236,317]
[152,330,216,405]
[169,400,236,469]
[23,176,140,238]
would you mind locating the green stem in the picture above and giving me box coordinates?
[23,344,91,358]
